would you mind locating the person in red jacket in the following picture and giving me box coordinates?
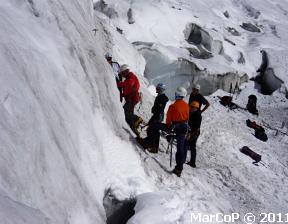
[166,87,190,177]
[117,64,142,135]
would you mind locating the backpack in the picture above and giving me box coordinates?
[219,96,232,106]
[255,128,268,142]
[219,96,238,109]
[247,95,258,115]
[240,146,262,163]
[246,119,263,130]
[246,119,268,142]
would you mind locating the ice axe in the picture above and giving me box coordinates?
[166,134,176,167]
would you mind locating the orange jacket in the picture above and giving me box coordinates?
[166,99,189,127]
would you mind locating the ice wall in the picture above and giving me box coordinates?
[0,1,150,223]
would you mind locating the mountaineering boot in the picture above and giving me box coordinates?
[136,137,147,149]
[172,168,181,177]
[133,117,143,129]
[131,117,143,137]
[135,136,142,144]
[186,161,196,168]
[131,126,140,137]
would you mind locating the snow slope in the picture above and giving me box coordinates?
[95,0,288,223]
[128,85,288,224]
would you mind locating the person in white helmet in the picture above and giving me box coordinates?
[166,87,190,177]
[188,83,210,113]
[117,64,143,136]
[105,52,122,101]
[105,52,121,82]
[137,83,169,153]
[149,83,169,124]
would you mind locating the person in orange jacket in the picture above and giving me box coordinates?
[117,64,143,135]
[166,87,190,177]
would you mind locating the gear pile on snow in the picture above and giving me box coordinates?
[218,96,241,110]
[246,119,268,142]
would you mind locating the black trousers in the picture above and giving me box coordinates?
[188,132,200,165]
[123,101,139,128]
[144,122,168,148]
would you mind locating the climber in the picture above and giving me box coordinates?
[105,52,123,101]
[188,84,210,113]
[148,83,169,124]
[166,87,190,177]
[117,64,143,136]
[186,101,202,168]
[136,83,169,153]
[105,52,121,82]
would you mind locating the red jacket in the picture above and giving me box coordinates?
[117,72,140,104]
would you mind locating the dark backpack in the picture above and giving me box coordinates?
[240,146,262,163]
[220,96,232,106]
[219,96,238,109]
[247,95,258,115]
[246,119,268,142]
[255,128,268,142]
[246,119,263,130]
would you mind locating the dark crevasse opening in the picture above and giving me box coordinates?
[103,189,136,224]
[261,68,283,95]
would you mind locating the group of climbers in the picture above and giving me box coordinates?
[137,84,209,177]
[104,48,283,174]
[167,85,209,176]
[105,52,210,177]
[106,48,277,173]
